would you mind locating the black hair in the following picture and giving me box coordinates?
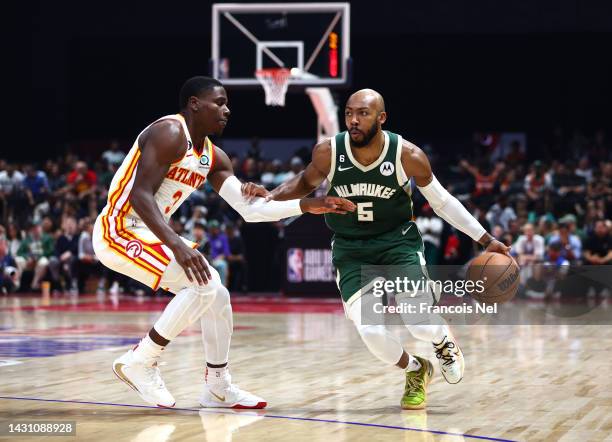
[179,76,223,110]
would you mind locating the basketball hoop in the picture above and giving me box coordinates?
[255,68,292,106]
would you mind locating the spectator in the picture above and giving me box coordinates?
[524,161,552,204]
[0,163,29,225]
[184,206,208,235]
[101,140,126,167]
[0,162,25,194]
[459,159,504,206]
[544,241,570,268]
[260,160,281,189]
[282,157,305,183]
[17,222,55,290]
[6,223,25,273]
[208,220,230,286]
[415,203,443,265]
[225,222,248,292]
[191,221,210,257]
[486,195,517,231]
[23,164,49,205]
[550,161,586,217]
[499,168,523,195]
[514,223,545,264]
[0,237,19,293]
[583,220,612,266]
[575,157,593,183]
[46,162,67,196]
[76,217,106,294]
[49,216,80,294]
[66,161,97,201]
[548,218,582,263]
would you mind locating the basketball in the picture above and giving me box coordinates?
[466,252,520,304]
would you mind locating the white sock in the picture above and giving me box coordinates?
[133,334,164,361]
[407,354,422,372]
[206,365,230,387]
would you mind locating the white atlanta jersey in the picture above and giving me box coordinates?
[93,114,215,289]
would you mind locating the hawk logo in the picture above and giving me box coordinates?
[380,161,394,176]
[125,240,143,258]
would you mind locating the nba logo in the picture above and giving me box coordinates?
[287,248,304,283]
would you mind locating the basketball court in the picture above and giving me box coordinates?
[2,294,612,441]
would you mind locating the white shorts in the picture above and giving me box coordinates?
[93,214,216,293]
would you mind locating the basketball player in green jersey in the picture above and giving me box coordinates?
[243,89,510,409]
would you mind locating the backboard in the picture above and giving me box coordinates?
[211,3,351,88]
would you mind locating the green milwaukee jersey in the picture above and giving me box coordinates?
[325,130,414,239]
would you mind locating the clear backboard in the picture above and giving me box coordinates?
[211,3,351,88]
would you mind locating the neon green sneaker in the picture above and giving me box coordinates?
[401,356,434,410]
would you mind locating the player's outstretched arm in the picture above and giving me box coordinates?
[208,146,355,222]
[130,120,212,285]
[402,141,510,256]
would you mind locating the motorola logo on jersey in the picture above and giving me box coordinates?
[125,240,143,258]
[380,161,394,176]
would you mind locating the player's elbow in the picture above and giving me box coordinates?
[235,205,263,223]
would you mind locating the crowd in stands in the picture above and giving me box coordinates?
[0,128,610,299]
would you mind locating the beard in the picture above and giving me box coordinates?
[349,123,379,148]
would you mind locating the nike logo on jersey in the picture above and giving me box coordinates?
[401,225,413,235]
[337,166,354,172]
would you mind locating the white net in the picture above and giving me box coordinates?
[255,68,292,106]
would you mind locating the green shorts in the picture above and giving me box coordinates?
[332,221,428,304]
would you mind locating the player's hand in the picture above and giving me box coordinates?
[485,239,511,257]
[299,196,356,215]
[170,241,212,285]
[241,181,270,202]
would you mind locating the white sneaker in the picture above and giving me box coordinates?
[433,334,464,384]
[200,383,267,409]
[112,349,175,408]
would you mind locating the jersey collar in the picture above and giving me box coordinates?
[344,131,390,172]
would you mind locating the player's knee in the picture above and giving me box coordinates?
[216,285,233,331]
[192,284,218,300]
[215,284,231,306]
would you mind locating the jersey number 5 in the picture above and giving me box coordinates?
[164,190,183,214]
[357,202,374,221]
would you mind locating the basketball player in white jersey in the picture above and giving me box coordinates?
[93,76,355,409]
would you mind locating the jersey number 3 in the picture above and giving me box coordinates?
[164,190,183,214]
[357,202,374,221]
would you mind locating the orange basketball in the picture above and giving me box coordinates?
[466,252,520,303]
